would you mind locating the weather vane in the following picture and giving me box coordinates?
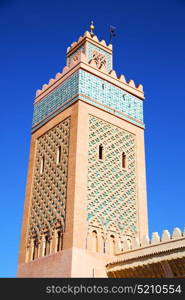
[110,25,116,44]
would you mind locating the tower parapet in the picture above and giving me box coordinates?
[33,30,145,132]
[116,227,185,252]
[106,227,185,277]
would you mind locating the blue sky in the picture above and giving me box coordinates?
[0,0,185,277]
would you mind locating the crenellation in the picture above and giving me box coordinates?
[55,72,62,79]
[42,84,48,91]
[161,230,171,242]
[35,33,144,98]
[78,36,83,43]
[151,232,160,244]
[48,79,55,85]
[119,228,184,253]
[100,40,107,47]
[109,69,117,79]
[107,43,112,50]
[71,41,77,48]
[119,74,126,83]
[136,83,143,91]
[91,35,99,43]
[62,66,70,74]
[128,79,136,88]
[84,31,91,38]
[172,227,182,239]
[36,89,42,96]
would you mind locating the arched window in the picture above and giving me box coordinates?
[122,152,126,169]
[92,230,98,252]
[57,230,63,252]
[32,238,38,260]
[127,238,132,249]
[56,146,61,164]
[99,144,104,160]
[103,240,106,253]
[110,235,115,255]
[40,156,45,174]
[44,235,50,256]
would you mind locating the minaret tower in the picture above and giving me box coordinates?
[17,24,148,277]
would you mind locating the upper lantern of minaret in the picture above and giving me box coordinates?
[66,23,113,73]
[33,25,145,132]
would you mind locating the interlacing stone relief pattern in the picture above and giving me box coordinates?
[87,116,137,237]
[92,50,106,69]
[27,118,70,246]
[87,43,112,72]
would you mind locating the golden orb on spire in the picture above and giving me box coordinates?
[90,21,95,35]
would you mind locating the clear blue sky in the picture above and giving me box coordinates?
[0,0,185,277]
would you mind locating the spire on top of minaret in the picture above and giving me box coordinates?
[90,21,95,36]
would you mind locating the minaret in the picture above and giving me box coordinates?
[17,24,148,278]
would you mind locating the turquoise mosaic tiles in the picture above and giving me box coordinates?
[32,72,79,126]
[79,70,143,122]
[32,69,144,130]
[87,42,112,72]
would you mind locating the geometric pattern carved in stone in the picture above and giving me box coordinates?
[92,50,106,69]
[27,117,70,246]
[87,43,112,72]
[87,115,137,238]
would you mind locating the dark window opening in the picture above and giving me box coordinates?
[44,235,50,256]
[122,152,126,168]
[99,144,103,160]
[40,156,45,174]
[57,146,62,164]
[57,231,63,252]
[32,238,38,260]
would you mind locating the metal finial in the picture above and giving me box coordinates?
[90,21,95,36]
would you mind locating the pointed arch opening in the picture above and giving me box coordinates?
[32,237,38,260]
[44,235,50,256]
[110,235,116,255]
[122,152,126,169]
[56,145,62,164]
[92,230,98,252]
[57,230,63,252]
[40,156,45,174]
[99,144,104,160]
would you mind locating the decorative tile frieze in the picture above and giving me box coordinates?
[32,70,144,130]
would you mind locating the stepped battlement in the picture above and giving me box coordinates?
[35,30,144,102]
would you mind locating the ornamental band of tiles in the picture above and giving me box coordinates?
[17,27,151,278]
